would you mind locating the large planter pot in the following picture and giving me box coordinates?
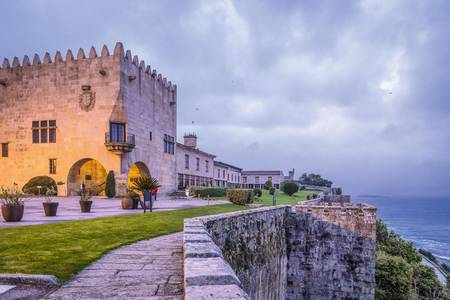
[140,191,153,212]
[121,197,133,209]
[1,204,24,222]
[79,200,93,213]
[43,202,59,216]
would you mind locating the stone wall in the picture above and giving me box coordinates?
[203,207,290,300]
[183,205,376,300]
[286,207,376,299]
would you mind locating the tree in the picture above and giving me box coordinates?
[412,264,446,300]
[376,252,412,300]
[105,171,116,198]
[264,180,272,190]
[299,173,332,187]
[282,181,298,196]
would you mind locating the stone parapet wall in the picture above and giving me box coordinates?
[296,203,377,240]
[286,211,376,299]
[183,217,250,300]
[183,205,376,299]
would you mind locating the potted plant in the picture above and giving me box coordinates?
[1,183,25,222]
[79,190,93,213]
[121,188,140,209]
[131,176,160,213]
[42,186,59,216]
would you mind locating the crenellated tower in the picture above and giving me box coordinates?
[0,42,177,196]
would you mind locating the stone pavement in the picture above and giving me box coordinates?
[44,233,184,299]
[0,197,228,228]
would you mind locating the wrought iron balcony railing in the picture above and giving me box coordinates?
[104,133,135,154]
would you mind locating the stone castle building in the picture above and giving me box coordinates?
[0,42,177,196]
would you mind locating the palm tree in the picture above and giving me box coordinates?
[131,176,160,212]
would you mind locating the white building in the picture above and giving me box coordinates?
[241,170,284,189]
[176,134,215,189]
[213,161,242,188]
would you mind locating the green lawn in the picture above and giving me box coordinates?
[256,189,317,206]
[0,204,246,282]
[208,189,319,206]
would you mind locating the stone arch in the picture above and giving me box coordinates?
[67,158,107,196]
[127,161,151,188]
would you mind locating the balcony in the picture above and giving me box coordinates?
[105,132,135,154]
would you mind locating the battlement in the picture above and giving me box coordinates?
[0,42,176,92]
[296,202,377,240]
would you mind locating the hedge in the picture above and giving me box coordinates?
[191,187,227,198]
[23,176,57,195]
[227,189,254,205]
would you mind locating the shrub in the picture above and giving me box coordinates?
[263,180,272,190]
[193,187,226,198]
[105,170,116,198]
[269,187,276,195]
[375,252,412,300]
[282,181,298,196]
[131,176,160,192]
[23,176,57,195]
[227,189,254,205]
[253,188,262,198]
[312,193,318,199]
[335,187,342,195]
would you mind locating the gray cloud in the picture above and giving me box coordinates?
[2,0,450,196]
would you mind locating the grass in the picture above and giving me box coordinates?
[0,204,246,282]
[256,189,318,205]
[207,189,319,205]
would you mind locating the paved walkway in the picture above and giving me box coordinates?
[45,233,184,299]
[0,197,228,228]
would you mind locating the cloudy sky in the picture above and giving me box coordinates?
[2,0,450,196]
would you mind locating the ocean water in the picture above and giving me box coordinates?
[353,196,450,265]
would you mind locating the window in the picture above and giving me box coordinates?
[185,154,189,169]
[32,121,39,143]
[32,120,57,144]
[255,176,260,184]
[243,176,247,184]
[164,134,175,154]
[217,169,220,177]
[196,157,200,171]
[40,121,48,143]
[49,159,57,174]
[110,122,125,143]
[149,131,152,141]
[228,174,230,180]
[49,120,56,143]
[268,176,272,182]
[223,170,225,178]
[1,143,8,157]
[205,160,209,173]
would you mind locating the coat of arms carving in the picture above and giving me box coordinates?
[79,85,96,111]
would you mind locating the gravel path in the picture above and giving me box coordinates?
[44,233,184,299]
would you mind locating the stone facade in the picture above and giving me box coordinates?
[213,161,242,188]
[176,134,215,189]
[183,204,376,300]
[241,170,284,189]
[0,42,177,196]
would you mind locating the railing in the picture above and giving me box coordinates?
[104,133,135,154]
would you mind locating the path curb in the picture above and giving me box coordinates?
[0,273,61,287]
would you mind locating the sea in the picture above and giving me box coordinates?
[353,195,450,265]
